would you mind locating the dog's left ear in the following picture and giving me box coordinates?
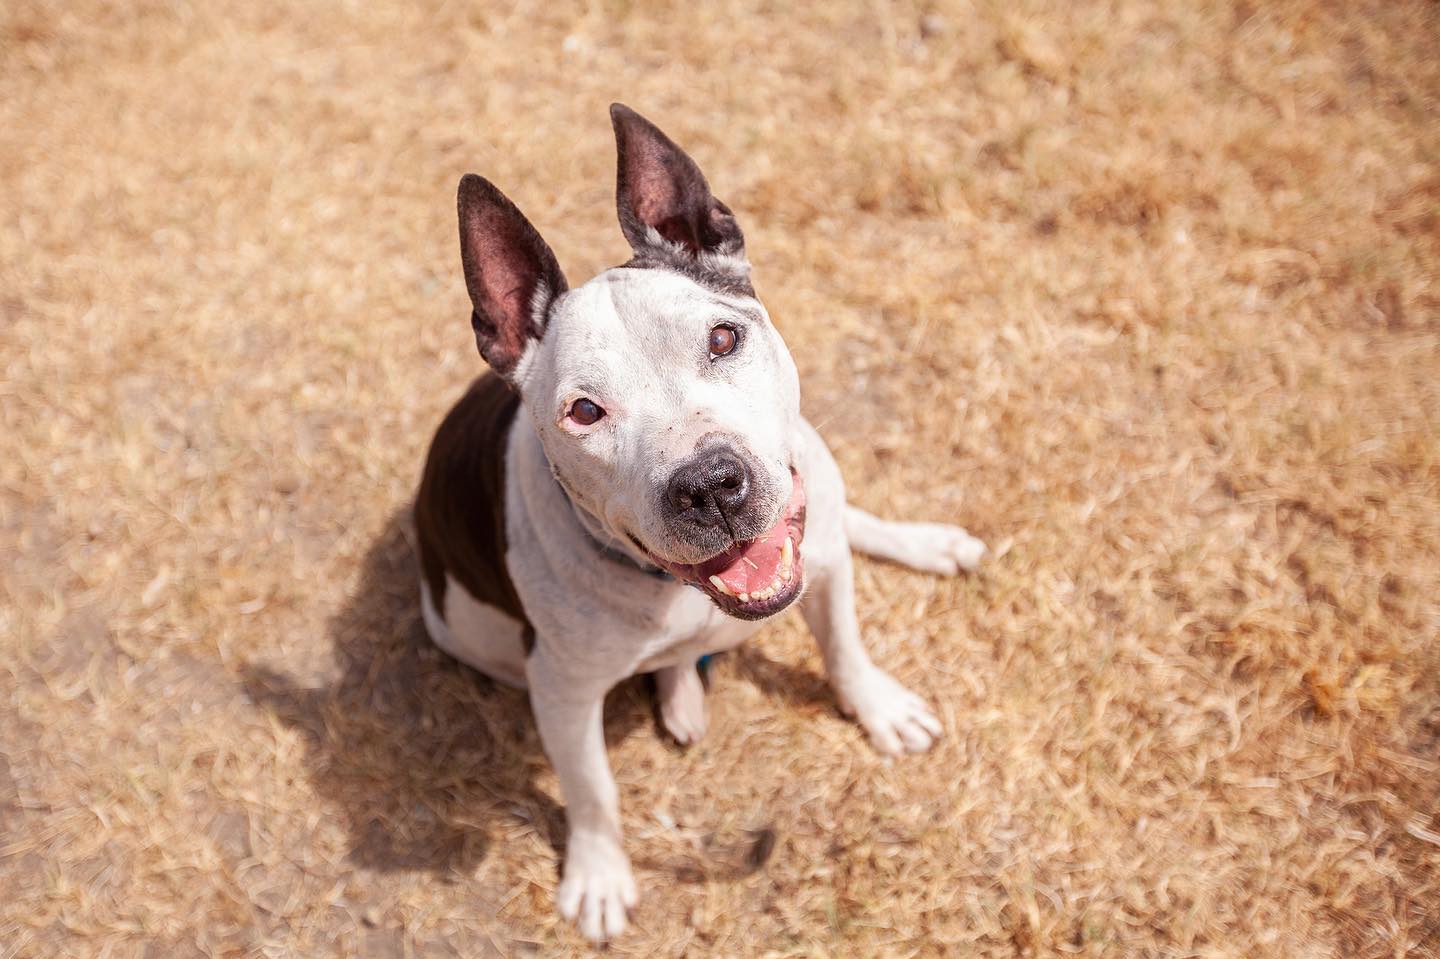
[610,103,746,261]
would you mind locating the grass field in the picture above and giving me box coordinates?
[3,0,1438,955]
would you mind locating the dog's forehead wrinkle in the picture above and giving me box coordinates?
[619,245,757,300]
[597,265,761,328]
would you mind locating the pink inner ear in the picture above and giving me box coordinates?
[613,111,738,258]
[628,145,684,232]
[474,227,540,366]
[477,228,532,317]
[458,177,564,375]
[635,189,680,233]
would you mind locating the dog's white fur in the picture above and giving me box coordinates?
[419,263,985,940]
[519,268,800,569]
[419,107,988,940]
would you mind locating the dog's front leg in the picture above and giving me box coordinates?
[528,655,636,941]
[801,547,943,756]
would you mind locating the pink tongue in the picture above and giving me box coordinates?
[709,517,788,595]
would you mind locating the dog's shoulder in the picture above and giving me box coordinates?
[414,372,532,641]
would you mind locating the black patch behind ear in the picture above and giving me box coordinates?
[610,103,745,259]
[456,174,567,379]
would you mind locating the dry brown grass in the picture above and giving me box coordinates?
[2,0,1438,955]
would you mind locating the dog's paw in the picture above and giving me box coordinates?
[557,833,637,942]
[656,663,708,745]
[901,522,987,576]
[837,669,943,756]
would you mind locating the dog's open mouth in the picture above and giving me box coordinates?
[653,471,807,620]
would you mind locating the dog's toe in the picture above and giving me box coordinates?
[558,836,637,942]
[947,529,988,573]
[841,669,943,756]
[897,715,937,752]
[895,522,987,576]
[661,698,708,745]
[928,525,986,575]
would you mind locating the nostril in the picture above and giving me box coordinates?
[667,448,751,524]
[714,459,750,508]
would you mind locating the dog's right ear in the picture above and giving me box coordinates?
[457,174,567,381]
[610,103,745,262]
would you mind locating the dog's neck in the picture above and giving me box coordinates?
[553,475,671,580]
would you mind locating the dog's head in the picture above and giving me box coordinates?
[456,105,806,620]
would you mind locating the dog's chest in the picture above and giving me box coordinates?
[633,592,761,672]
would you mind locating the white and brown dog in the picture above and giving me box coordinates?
[414,105,986,940]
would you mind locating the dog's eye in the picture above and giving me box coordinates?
[708,324,738,358]
[568,398,605,426]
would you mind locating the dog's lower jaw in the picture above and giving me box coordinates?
[653,469,809,620]
[556,830,637,941]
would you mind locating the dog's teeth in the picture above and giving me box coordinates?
[770,575,783,593]
[708,575,730,596]
[738,592,750,603]
[782,537,793,566]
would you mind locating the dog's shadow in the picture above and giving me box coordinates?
[240,508,655,876]
[241,506,828,883]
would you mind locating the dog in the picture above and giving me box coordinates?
[413,104,986,940]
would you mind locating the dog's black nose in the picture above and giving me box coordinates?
[666,448,752,527]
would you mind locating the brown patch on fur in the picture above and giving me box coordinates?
[414,372,534,652]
